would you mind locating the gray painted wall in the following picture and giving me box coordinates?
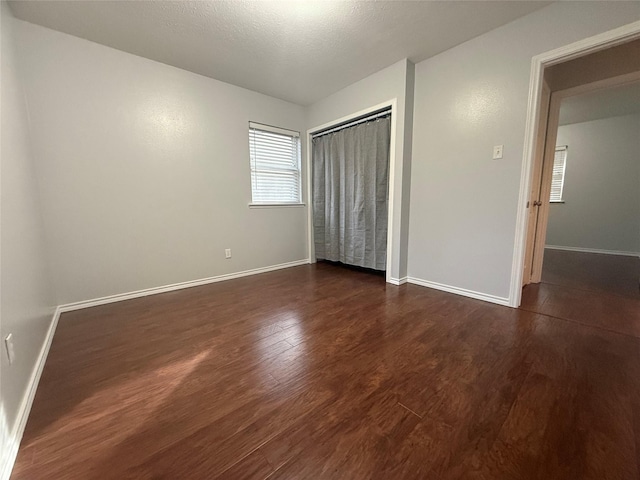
[13,19,308,305]
[306,59,415,281]
[0,1,55,462]
[408,1,640,300]
[1,3,639,462]
[547,114,640,254]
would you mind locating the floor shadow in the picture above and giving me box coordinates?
[317,259,385,277]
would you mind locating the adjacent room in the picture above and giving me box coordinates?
[545,85,640,297]
[1,1,639,479]
[520,39,640,336]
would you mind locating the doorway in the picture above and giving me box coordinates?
[512,30,640,307]
[542,83,640,298]
[517,37,640,333]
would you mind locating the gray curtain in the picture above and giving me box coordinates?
[312,115,390,271]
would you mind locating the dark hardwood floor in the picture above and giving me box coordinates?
[541,248,639,299]
[12,260,640,479]
[521,249,640,337]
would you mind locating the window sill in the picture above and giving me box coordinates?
[249,203,306,209]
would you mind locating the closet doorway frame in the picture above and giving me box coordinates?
[305,99,398,284]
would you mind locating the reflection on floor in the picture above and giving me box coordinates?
[11,261,640,479]
[521,248,640,337]
[542,248,639,298]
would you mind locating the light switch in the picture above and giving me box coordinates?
[493,145,504,159]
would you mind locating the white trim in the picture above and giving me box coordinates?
[311,109,391,138]
[306,100,397,139]
[386,102,398,283]
[408,277,511,307]
[248,203,305,208]
[510,20,640,308]
[305,125,315,264]
[0,261,509,480]
[536,21,640,68]
[545,245,640,258]
[1,307,61,480]
[0,258,311,478]
[248,122,300,138]
[58,259,310,313]
[305,99,399,285]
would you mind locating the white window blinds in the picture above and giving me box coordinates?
[249,122,301,204]
[550,146,567,203]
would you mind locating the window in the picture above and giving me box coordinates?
[249,122,301,205]
[550,146,567,203]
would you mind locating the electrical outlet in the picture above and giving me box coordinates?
[225,248,232,259]
[493,145,504,159]
[5,334,15,365]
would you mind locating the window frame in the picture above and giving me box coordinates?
[248,122,303,207]
[549,145,568,203]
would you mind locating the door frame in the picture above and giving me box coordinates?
[305,99,398,284]
[523,71,640,286]
[509,20,640,307]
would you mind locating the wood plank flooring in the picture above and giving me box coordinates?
[11,260,640,479]
[541,248,639,298]
[522,249,640,337]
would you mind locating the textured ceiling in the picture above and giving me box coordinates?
[8,0,551,105]
[559,82,640,126]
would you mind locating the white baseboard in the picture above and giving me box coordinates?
[388,276,408,286]
[1,258,310,479]
[59,259,311,313]
[407,277,511,307]
[545,245,640,258]
[1,306,61,480]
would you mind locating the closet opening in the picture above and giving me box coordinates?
[307,106,392,278]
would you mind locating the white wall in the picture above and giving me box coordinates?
[408,2,640,301]
[547,114,640,254]
[13,19,308,305]
[306,59,415,282]
[0,2,56,471]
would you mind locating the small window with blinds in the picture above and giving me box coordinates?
[550,146,567,203]
[249,122,301,205]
